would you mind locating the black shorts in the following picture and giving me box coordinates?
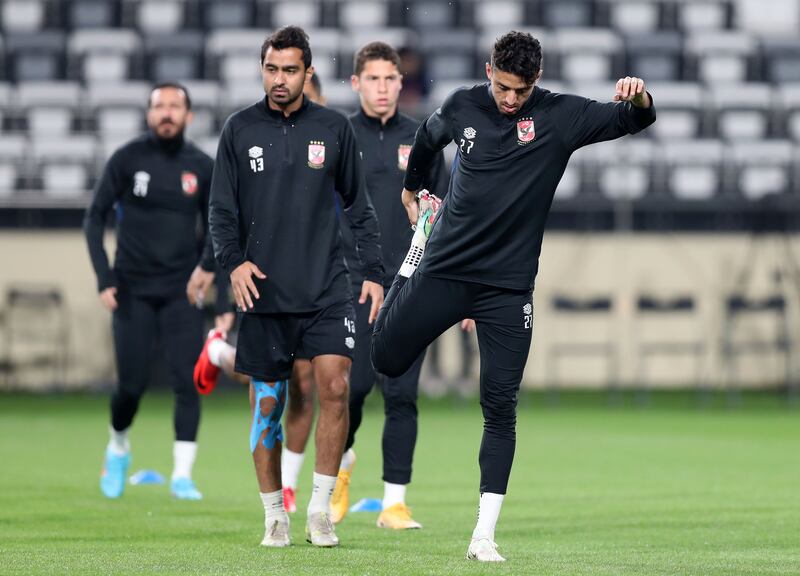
[235,298,356,382]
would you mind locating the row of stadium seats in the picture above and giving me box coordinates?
[1,0,795,35]
[0,135,797,203]
[3,80,800,143]
[3,27,800,84]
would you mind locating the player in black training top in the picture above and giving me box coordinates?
[321,41,453,528]
[84,83,216,502]
[208,26,384,549]
[370,31,656,562]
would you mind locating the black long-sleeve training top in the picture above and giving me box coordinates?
[84,132,215,297]
[209,96,384,314]
[404,83,656,291]
[344,108,449,287]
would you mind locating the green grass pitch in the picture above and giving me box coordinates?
[1,391,798,575]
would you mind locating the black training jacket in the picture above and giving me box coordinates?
[84,132,215,297]
[209,96,383,314]
[404,83,656,291]
[344,108,449,287]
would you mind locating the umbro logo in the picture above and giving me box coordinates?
[463,127,477,139]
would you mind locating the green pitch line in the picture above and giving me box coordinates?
[0,392,798,576]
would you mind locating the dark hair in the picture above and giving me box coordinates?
[148,81,191,109]
[261,25,312,69]
[309,72,322,94]
[353,41,400,76]
[491,31,542,85]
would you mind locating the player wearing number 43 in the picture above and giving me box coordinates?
[371,31,655,562]
[208,26,384,549]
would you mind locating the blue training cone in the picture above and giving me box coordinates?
[129,469,165,485]
[349,498,383,512]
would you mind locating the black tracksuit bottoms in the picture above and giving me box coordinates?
[371,271,533,494]
[111,286,204,442]
[347,285,425,485]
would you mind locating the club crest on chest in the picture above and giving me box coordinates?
[308,141,325,169]
[516,118,535,145]
[397,144,412,171]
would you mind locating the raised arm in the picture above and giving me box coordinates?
[561,76,655,152]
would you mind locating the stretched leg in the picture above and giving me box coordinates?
[467,288,533,562]
[372,272,468,378]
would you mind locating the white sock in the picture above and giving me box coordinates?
[260,490,286,524]
[281,448,305,489]
[398,227,429,277]
[382,482,406,509]
[340,448,355,471]
[171,441,197,481]
[207,338,232,368]
[472,492,504,540]
[307,472,337,516]
[107,426,129,455]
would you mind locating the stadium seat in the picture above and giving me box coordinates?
[145,32,204,82]
[420,30,477,81]
[181,80,220,138]
[607,0,663,33]
[725,140,794,200]
[200,0,255,29]
[776,83,800,142]
[32,134,95,196]
[0,162,17,196]
[660,140,724,200]
[67,0,118,29]
[539,0,596,28]
[87,82,149,140]
[16,81,81,136]
[68,29,141,83]
[675,0,731,32]
[646,82,704,140]
[404,1,458,29]
[338,0,390,29]
[685,31,757,84]
[472,0,525,29]
[734,0,800,35]
[269,1,321,29]
[0,134,25,194]
[195,134,219,159]
[320,81,358,110]
[555,28,622,84]
[625,32,684,82]
[596,138,654,201]
[1,0,46,33]
[711,83,771,141]
[135,0,186,34]
[762,37,800,84]
[4,31,66,81]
